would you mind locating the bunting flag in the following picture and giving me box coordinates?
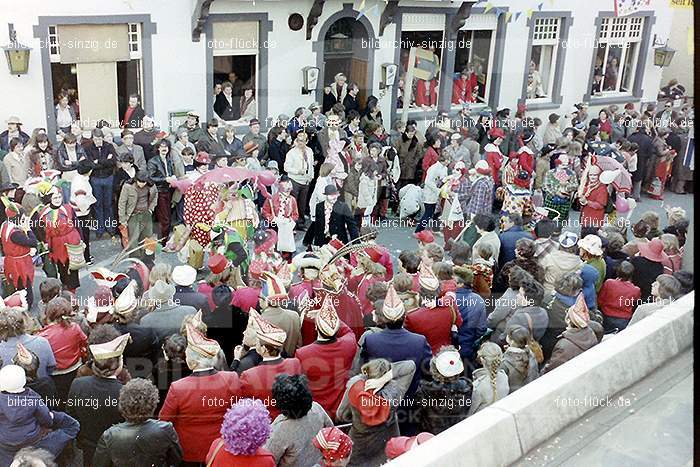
[526,8,534,18]
[484,2,495,13]
[505,11,514,22]
[494,7,503,18]
[537,2,544,10]
[515,11,522,21]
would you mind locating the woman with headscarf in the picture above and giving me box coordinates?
[336,358,416,466]
[542,152,578,221]
[542,293,598,373]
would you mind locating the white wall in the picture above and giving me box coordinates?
[661,6,694,92]
[0,0,676,133]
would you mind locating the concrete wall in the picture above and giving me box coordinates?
[387,292,695,467]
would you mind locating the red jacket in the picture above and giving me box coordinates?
[295,323,357,420]
[0,222,35,288]
[232,287,261,312]
[415,78,437,107]
[37,323,87,371]
[159,370,241,462]
[206,441,275,467]
[580,184,609,228]
[404,304,463,354]
[261,193,299,223]
[484,144,503,185]
[422,147,440,182]
[597,279,640,319]
[314,289,364,343]
[239,358,303,420]
[452,73,477,104]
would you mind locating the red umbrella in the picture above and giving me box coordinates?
[194,167,278,187]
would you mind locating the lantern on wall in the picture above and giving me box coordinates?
[2,24,31,76]
[301,66,319,94]
[652,35,676,68]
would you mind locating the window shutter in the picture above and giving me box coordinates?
[58,24,130,64]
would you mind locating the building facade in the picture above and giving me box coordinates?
[0,0,675,136]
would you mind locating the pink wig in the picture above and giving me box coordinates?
[220,399,272,455]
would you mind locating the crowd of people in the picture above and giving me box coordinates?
[0,71,694,467]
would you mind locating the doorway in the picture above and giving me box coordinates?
[323,17,371,110]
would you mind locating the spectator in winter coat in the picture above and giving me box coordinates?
[540,271,582,361]
[415,347,471,434]
[453,266,487,369]
[498,213,532,268]
[540,231,583,296]
[542,113,563,146]
[628,274,683,326]
[416,154,449,233]
[542,294,598,374]
[597,261,640,333]
[502,280,549,344]
[500,325,539,393]
[468,342,508,415]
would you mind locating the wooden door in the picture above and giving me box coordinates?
[350,58,368,111]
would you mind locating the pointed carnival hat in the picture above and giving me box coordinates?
[418,263,440,291]
[261,270,288,305]
[276,262,293,288]
[14,342,34,366]
[112,280,138,317]
[316,294,341,337]
[249,309,287,347]
[89,333,131,360]
[185,321,221,358]
[382,284,405,322]
[313,427,353,465]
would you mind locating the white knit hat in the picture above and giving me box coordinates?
[0,365,26,393]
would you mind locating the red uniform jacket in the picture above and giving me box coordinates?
[0,222,36,288]
[421,147,440,182]
[349,247,393,281]
[39,204,81,265]
[239,357,303,420]
[295,323,357,420]
[261,193,299,223]
[159,370,241,462]
[290,280,320,346]
[232,287,261,313]
[484,144,503,186]
[404,304,463,355]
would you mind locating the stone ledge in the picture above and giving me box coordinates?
[386,292,694,466]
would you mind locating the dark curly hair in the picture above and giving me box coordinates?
[119,378,159,423]
[272,374,313,420]
[520,280,545,307]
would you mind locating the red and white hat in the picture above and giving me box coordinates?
[248,259,270,281]
[313,427,353,465]
[566,293,590,328]
[325,237,345,255]
[113,280,138,317]
[14,342,34,366]
[185,322,221,358]
[89,333,131,360]
[360,246,383,263]
[90,267,129,288]
[418,263,439,291]
[208,253,228,275]
[316,294,341,336]
[474,160,491,176]
[382,284,405,321]
[292,252,323,270]
[434,349,464,378]
[261,271,288,305]
[276,262,292,288]
[250,309,287,347]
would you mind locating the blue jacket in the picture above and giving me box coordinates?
[362,328,432,396]
[455,287,487,361]
[498,226,532,267]
[580,264,599,310]
[0,388,53,448]
[173,286,211,314]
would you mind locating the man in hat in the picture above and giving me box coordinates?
[196,119,226,157]
[313,264,364,343]
[242,118,268,160]
[313,426,353,466]
[308,184,358,247]
[239,310,303,419]
[66,331,129,463]
[296,294,358,420]
[177,111,206,144]
[484,128,505,186]
[118,170,158,257]
[259,271,301,357]
[360,284,432,398]
[0,116,29,152]
[578,234,606,292]
[116,129,147,172]
[173,264,210,314]
[0,202,37,307]
[140,280,197,342]
[85,128,118,238]
[148,139,177,244]
[405,264,462,355]
[160,322,240,464]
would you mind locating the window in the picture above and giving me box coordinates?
[527,17,561,101]
[398,30,444,110]
[211,21,260,123]
[452,13,498,108]
[592,16,644,95]
[48,25,60,62]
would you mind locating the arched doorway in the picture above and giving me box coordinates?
[315,8,375,111]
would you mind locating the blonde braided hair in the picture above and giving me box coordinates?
[477,342,503,403]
